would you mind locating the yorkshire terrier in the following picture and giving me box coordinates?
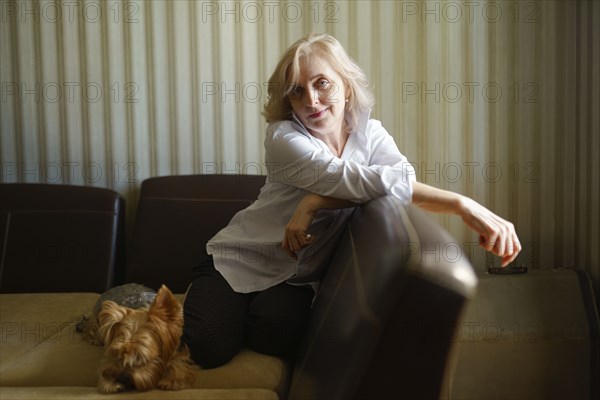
[96,285,198,393]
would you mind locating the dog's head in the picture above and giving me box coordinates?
[98,285,184,368]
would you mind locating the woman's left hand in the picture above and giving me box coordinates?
[411,181,521,267]
[457,196,521,267]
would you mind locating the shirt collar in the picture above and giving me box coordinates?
[355,109,370,148]
[291,109,371,139]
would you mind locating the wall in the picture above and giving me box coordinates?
[1,0,599,296]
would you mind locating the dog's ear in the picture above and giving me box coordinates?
[149,285,182,323]
[98,300,129,344]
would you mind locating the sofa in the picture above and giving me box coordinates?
[0,175,478,400]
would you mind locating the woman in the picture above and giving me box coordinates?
[183,33,520,368]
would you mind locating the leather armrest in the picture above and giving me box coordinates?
[288,196,477,400]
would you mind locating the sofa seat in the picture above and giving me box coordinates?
[0,293,288,399]
[0,388,278,400]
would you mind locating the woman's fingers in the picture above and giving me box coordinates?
[281,235,294,259]
[481,225,518,257]
[501,249,518,267]
[282,226,315,259]
[281,194,319,259]
[462,198,521,265]
[500,237,520,266]
[501,232,521,266]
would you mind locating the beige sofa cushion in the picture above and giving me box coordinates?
[0,294,288,397]
[0,387,278,399]
[0,292,101,385]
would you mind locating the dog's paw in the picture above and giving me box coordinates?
[158,352,198,390]
[98,378,126,394]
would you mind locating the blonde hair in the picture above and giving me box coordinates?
[262,33,374,133]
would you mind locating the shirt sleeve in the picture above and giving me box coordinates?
[265,121,414,204]
[367,119,418,181]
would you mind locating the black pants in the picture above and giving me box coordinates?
[182,256,314,369]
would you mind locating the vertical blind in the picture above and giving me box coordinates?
[1,0,598,293]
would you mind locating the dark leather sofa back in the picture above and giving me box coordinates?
[126,174,266,292]
[288,196,477,400]
[0,183,124,293]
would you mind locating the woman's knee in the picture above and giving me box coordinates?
[182,327,242,369]
[182,273,248,368]
[245,284,314,358]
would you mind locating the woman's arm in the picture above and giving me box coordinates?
[284,182,521,266]
[412,181,521,266]
[267,127,414,204]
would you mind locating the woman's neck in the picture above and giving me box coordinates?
[309,124,349,158]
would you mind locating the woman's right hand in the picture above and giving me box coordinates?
[282,194,321,260]
[282,193,359,260]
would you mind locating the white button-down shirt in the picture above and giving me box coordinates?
[207,111,416,293]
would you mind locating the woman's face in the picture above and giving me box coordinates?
[288,56,347,139]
